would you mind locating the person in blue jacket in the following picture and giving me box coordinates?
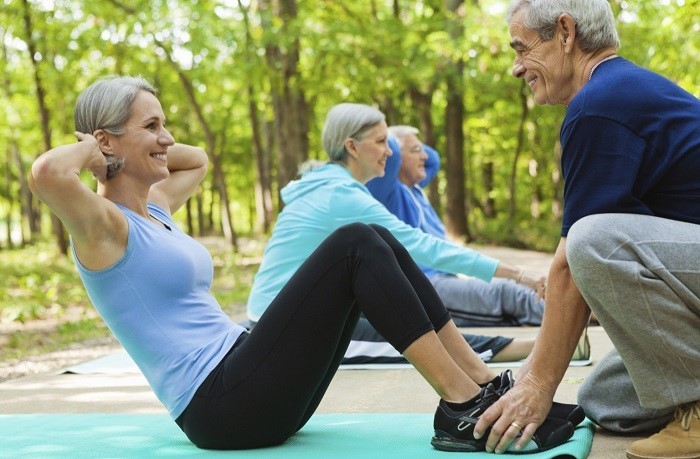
[366,125,545,328]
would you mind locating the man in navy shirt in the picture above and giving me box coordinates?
[473,1,700,458]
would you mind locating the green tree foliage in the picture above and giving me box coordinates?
[1,0,697,256]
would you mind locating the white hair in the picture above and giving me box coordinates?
[506,0,620,52]
[388,125,420,149]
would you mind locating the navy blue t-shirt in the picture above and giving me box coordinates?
[560,57,700,236]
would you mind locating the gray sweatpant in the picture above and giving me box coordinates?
[429,274,544,327]
[567,213,700,433]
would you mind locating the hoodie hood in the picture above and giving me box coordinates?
[281,163,358,205]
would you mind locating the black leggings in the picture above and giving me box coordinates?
[176,223,452,449]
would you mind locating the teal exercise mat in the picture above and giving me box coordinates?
[0,413,594,458]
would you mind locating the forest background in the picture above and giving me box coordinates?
[0,0,698,356]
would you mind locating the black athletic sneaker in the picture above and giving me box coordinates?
[432,384,575,453]
[486,370,586,427]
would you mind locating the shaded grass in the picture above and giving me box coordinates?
[1,317,110,362]
[0,243,91,324]
[471,215,561,253]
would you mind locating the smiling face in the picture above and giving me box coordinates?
[106,91,175,184]
[508,10,576,106]
[397,134,428,186]
[345,120,392,184]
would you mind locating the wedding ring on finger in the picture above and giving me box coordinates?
[511,422,523,432]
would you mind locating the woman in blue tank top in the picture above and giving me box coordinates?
[29,76,577,452]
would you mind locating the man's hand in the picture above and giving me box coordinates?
[473,370,555,454]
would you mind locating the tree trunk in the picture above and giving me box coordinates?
[4,148,14,249]
[184,199,193,235]
[238,0,274,233]
[482,161,496,218]
[2,36,38,242]
[259,0,310,196]
[195,194,205,236]
[508,80,530,236]
[206,184,217,234]
[263,118,277,209]
[249,89,274,233]
[21,0,67,253]
[443,0,472,241]
[551,139,564,219]
[10,141,34,244]
[444,83,471,240]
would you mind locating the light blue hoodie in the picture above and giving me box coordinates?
[246,163,499,321]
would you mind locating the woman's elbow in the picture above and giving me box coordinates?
[195,146,209,167]
[195,148,209,179]
[29,155,56,198]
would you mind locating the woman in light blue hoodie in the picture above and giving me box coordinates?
[247,103,551,363]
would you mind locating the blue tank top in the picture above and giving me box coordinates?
[72,202,245,418]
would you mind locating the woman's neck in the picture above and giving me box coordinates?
[100,180,151,218]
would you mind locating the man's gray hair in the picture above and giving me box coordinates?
[74,75,157,135]
[506,0,620,52]
[388,125,420,149]
[322,103,385,162]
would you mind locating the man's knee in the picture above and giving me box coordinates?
[566,214,619,288]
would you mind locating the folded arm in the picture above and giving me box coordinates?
[149,143,209,213]
[29,132,127,267]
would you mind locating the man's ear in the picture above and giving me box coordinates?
[93,129,113,153]
[558,13,577,52]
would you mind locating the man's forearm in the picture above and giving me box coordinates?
[524,238,591,390]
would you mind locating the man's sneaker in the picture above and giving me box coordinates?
[431,384,575,453]
[626,400,700,459]
[485,370,585,427]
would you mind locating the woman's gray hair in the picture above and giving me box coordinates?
[321,103,385,162]
[74,75,157,136]
[74,75,157,179]
[506,0,620,52]
[388,125,420,149]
